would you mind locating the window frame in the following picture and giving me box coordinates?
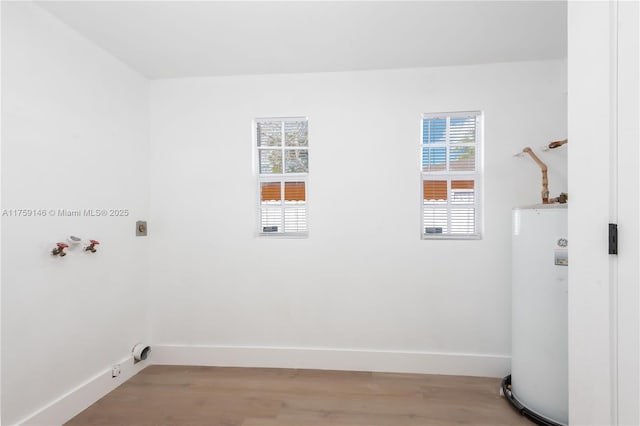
[420,111,483,240]
[255,116,309,238]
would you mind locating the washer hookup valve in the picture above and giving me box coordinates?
[84,240,100,253]
[52,242,69,257]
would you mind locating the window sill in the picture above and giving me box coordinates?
[258,232,308,239]
[421,234,482,240]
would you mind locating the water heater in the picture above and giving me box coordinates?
[509,204,568,425]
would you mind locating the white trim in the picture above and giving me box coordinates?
[255,116,308,124]
[615,0,640,423]
[14,355,150,426]
[151,344,510,378]
[421,111,479,120]
[568,1,617,423]
[258,232,308,239]
[421,233,482,241]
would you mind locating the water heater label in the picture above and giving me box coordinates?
[555,249,568,266]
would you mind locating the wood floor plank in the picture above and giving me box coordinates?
[66,366,532,426]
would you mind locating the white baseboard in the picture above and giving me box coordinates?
[152,344,510,378]
[17,354,150,426]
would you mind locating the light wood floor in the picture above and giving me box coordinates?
[66,365,532,426]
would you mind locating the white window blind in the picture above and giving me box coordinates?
[256,117,308,236]
[421,112,482,239]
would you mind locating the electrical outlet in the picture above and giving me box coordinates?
[136,220,147,236]
[111,364,121,378]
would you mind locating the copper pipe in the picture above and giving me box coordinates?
[548,139,568,149]
[522,147,550,204]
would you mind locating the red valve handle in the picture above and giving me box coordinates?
[89,240,100,245]
[57,242,69,249]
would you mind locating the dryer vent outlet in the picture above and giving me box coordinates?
[132,343,151,362]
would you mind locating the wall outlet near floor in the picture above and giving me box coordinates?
[136,220,147,236]
[111,364,121,378]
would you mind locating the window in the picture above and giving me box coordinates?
[421,111,482,239]
[256,117,308,236]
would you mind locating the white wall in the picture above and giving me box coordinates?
[1,3,150,424]
[616,2,640,424]
[567,2,616,425]
[149,60,567,372]
[568,1,640,424]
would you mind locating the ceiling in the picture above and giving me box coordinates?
[36,1,567,80]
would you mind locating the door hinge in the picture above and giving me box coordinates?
[609,223,618,255]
